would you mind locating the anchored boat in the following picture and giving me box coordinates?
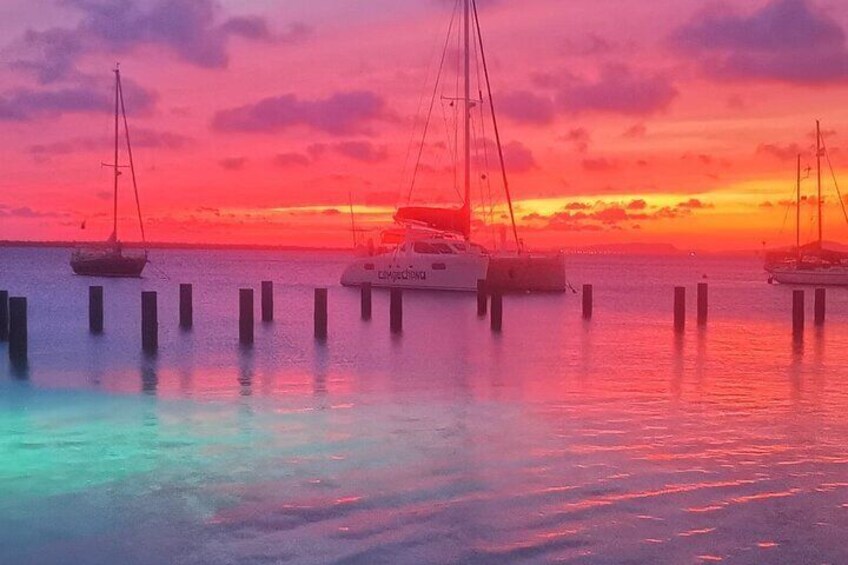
[70,65,148,278]
[765,121,848,286]
[341,0,565,292]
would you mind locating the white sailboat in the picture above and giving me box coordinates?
[341,0,565,292]
[766,121,848,286]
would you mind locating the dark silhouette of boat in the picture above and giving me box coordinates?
[71,242,147,277]
[70,65,148,278]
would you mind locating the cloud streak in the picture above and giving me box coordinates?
[211,91,388,135]
[671,0,848,84]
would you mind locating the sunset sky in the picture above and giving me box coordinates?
[2,0,848,250]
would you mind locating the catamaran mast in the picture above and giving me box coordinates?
[112,66,120,242]
[796,154,801,259]
[463,0,471,237]
[816,119,822,248]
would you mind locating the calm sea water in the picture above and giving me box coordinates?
[1,246,847,564]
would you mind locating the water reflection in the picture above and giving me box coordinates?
[140,354,158,395]
[312,341,328,396]
[9,356,29,381]
[789,333,805,402]
[2,249,848,564]
[238,347,253,397]
[671,332,684,399]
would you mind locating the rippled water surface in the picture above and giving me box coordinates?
[1,247,847,564]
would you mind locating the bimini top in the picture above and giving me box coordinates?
[394,203,470,238]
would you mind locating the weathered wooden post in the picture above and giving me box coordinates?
[89,285,104,334]
[141,291,158,353]
[0,290,8,342]
[674,286,686,333]
[490,292,503,332]
[697,283,708,326]
[361,282,372,321]
[179,283,193,329]
[8,297,27,361]
[390,288,403,334]
[239,288,254,345]
[261,280,273,323]
[477,279,488,317]
[582,284,593,319]
[814,288,826,326]
[314,288,328,340]
[792,290,805,336]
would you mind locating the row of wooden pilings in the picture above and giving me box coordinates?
[0,282,833,361]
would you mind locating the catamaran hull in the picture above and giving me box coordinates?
[341,255,489,292]
[487,252,567,292]
[768,269,848,286]
[71,256,147,278]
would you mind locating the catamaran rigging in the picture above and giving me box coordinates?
[341,0,566,292]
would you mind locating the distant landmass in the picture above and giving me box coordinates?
[2,239,845,256]
[0,240,351,253]
[566,242,682,255]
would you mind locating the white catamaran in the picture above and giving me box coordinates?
[341,0,565,292]
[70,65,148,278]
[765,121,848,286]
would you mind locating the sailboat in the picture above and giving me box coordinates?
[70,66,148,278]
[765,121,848,285]
[340,0,566,292]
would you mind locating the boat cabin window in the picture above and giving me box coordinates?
[413,241,439,254]
[433,243,456,254]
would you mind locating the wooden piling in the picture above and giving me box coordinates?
[697,283,708,326]
[0,290,8,342]
[141,291,158,353]
[582,284,593,319]
[261,280,273,322]
[179,283,193,329]
[814,288,826,326]
[674,286,686,333]
[89,285,103,334]
[477,279,488,317]
[314,288,328,340]
[239,288,254,345]
[792,290,805,336]
[8,297,27,360]
[361,282,372,321]
[490,292,503,332]
[390,288,403,334]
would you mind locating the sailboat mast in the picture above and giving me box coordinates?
[816,119,822,248]
[462,0,471,236]
[112,66,120,242]
[796,153,801,259]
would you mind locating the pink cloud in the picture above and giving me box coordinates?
[672,0,848,84]
[212,91,387,135]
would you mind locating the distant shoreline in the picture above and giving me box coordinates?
[0,239,771,257]
[0,240,351,253]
